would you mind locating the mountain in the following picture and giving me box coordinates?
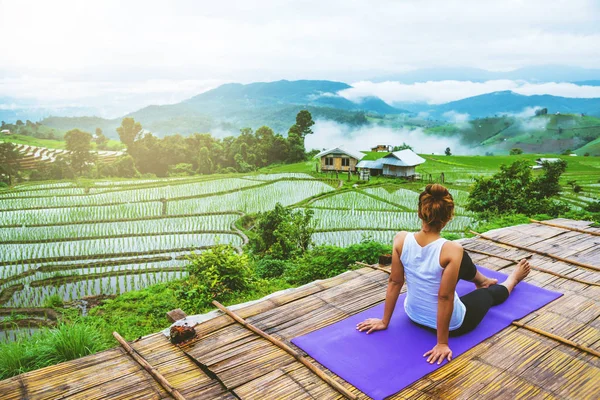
[423,91,600,119]
[424,113,600,155]
[41,80,405,136]
[372,65,600,83]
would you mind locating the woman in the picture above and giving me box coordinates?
[356,183,530,365]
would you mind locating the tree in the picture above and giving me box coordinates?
[510,148,523,155]
[249,203,314,259]
[64,129,95,175]
[295,110,315,137]
[0,143,22,185]
[393,142,413,151]
[197,147,213,174]
[467,160,569,216]
[286,110,315,163]
[116,117,143,149]
[94,127,109,149]
[445,147,452,156]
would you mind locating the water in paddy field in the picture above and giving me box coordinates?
[0,327,40,342]
[4,271,185,308]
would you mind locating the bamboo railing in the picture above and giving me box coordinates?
[469,230,600,272]
[113,331,187,400]
[212,300,359,400]
[530,219,600,236]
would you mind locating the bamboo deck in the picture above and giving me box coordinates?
[1,218,599,399]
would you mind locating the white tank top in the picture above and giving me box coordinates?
[401,232,466,330]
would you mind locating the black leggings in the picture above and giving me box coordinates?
[449,250,509,336]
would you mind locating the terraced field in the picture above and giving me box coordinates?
[3,157,597,339]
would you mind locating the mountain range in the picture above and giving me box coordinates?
[2,79,600,139]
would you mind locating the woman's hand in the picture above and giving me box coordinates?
[424,343,452,364]
[356,318,387,334]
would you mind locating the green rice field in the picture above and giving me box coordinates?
[1,154,599,340]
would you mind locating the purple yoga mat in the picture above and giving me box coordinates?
[291,266,562,400]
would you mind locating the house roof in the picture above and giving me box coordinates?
[1,218,599,399]
[314,146,364,160]
[356,159,384,169]
[384,149,426,167]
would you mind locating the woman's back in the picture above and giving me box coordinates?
[401,232,465,330]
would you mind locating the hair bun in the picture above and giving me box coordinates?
[427,183,448,199]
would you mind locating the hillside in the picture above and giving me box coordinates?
[41,80,403,137]
[427,91,600,119]
[426,113,600,155]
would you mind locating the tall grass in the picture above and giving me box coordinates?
[0,322,105,380]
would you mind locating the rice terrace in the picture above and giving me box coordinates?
[2,1,600,399]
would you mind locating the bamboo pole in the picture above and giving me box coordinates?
[461,247,600,287]
[530,219,600,237]
[512,321,600,358]
[469,230,600,272]
[113,331,187,400]
[212,301,359,400]
[359,263,599,359]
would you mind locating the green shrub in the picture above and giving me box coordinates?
[467,159,568,216]
[586,201,600,213]
[250,203,314,259]
[285,241,391,285]
[0,181,8,188]
[255,257,288,279]
[178,245,253,306]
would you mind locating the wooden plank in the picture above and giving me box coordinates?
[212,301,359,399]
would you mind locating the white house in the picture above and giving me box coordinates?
[357,149,425,178]
[1,129,11,135]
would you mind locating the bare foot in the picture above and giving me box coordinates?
[502,259,531,293]
[475,276,498,289]
[472,270,498,289]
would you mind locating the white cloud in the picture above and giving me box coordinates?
[305,120,475,155]
[339,80,600,106]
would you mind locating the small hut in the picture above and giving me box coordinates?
[315,146,363,173]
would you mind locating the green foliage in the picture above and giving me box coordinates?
[285,241,391,285]
[0,322,105,380]
[445,147,452,156]
[65,129,95,175]
[43,294,64,308]
[116,117,143,149]
[0,142,22,185]
[250,203,314,259]
[168,162,195,176]
[467,160,569,216]
[586,201,600,213]
[393,142,413,151]
[254,256,288,279]
[35,322,104,365]
[509,148,523,155]
[470,214,531,235]
[178,245,253,306]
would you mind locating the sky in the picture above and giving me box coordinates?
[1,0,600,116]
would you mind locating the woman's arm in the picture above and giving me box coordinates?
[357,232,406,334]
[424,241,462,364]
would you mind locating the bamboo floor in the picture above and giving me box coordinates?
[1,218,598,399]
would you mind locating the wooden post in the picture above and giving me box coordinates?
[113,331,187,400]
[469,230,600,272]
[462,247,600,287]
[530,219,600,237]
[212,301,359,400]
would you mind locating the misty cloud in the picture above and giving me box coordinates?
[339,80,600,106]
[305,120,475,156]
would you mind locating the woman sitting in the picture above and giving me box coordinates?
[356,183,530,365]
